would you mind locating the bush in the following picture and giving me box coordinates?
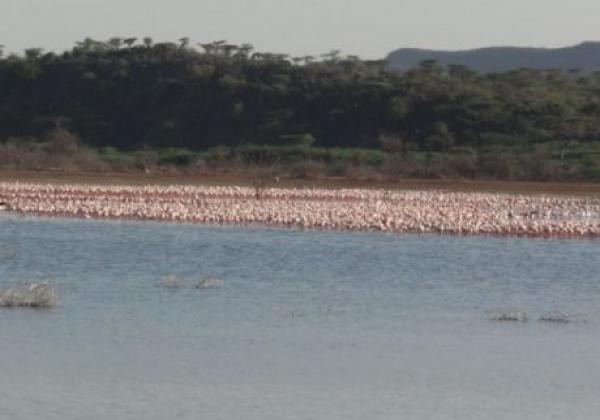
[448,153,478,178]
[45,127,80,154]
[287,161,327,179]
[279,133,316,147]
[157,148,197,166]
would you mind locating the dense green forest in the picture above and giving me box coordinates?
[1,38,600,180]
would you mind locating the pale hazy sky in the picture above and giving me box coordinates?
[2,0,600,58]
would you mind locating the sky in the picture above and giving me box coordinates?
[2,0,600,59]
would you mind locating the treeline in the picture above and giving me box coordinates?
[1,38,600,179]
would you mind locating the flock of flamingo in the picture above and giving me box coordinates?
[1,182,599,238]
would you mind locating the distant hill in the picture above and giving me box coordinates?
[386,42,600,73]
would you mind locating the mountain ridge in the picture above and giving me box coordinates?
[386,42,600,73]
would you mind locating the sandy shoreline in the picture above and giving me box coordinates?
[2,180,600,238]
[1,169,600,196]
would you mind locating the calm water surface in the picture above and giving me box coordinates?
[1,214,599,420]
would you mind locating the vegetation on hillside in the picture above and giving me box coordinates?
[1,38,600,180]
[387,42,600,73]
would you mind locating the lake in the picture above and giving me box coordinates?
[1,214,599,420]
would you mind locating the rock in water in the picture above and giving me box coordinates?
[0,282,56,308]
[159,275,185,289]
[489,311,528,322]
[195,277,223,289]
[539,311,571,323]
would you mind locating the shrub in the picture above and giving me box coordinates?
[45,127,80,154]
[448,153,478,178]
[287,161,327,179]
[279,133,316,147]
[157,149,197,166]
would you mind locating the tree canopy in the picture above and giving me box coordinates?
[1,38,600,154]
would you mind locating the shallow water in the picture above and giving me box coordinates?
[1,214,599,420]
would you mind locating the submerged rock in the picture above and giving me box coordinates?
[195,277,223,289]
[158,275,185,289]
[489,311,528,322]
[538,311,571,323]
[0,282,56,309]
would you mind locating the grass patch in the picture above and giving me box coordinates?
[2,134,600,181]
